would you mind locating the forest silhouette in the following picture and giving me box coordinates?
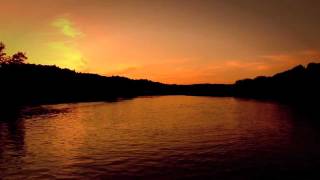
[1,42,320,109]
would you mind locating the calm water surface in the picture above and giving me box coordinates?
[1,96,320,179]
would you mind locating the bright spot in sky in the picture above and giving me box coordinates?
[47,41,85,70]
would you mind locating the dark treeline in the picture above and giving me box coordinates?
[1,42,320,108]
[2,62,319,106]
[0,63,232,106]
[234,63,320,104]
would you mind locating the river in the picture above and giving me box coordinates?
[1,96,320,179]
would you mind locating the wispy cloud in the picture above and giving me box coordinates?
[51,17,82,38]
[42,17,86,70]
[261,49,320,66]
[104,49,320,84]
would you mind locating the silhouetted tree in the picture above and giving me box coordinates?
[0,42,27,65]
[0,42,6,64]
[9,52,27,64]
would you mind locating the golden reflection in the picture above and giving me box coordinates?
[1,96,318,179]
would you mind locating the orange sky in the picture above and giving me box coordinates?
[1,0,320,84]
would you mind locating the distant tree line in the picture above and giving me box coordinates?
[0,41,319,111]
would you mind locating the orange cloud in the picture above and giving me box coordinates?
[102,50,320,84]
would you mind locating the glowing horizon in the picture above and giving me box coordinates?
[1,0,320,84]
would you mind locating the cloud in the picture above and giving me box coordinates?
[43,17,86,71]
[261,49,320,66]
[51,17,82,38]
[104,49,320,84]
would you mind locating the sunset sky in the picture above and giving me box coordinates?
[1,0,320,84]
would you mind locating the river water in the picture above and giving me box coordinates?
[1,96,320,179]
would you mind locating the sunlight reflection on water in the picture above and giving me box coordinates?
[1,96,320,179]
